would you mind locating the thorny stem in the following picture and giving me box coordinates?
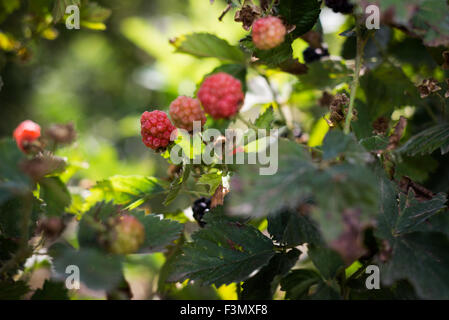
[344,15,367,134]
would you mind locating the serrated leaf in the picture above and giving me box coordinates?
[254,106,275,130]
[278,0,321,37]
[360,135,389,151]
[322,130,372,163]
[87,175,166,210]
[298,59,351,90]
[171,33,245,63]
[267,208,323,247]
[134,213,183,253]
[31,280,69,300]
[51,244,124,291]
[39,177,71,216]
[398,123,449,156]
[280,269,321,299]
[380,231,449,299]
[308,246,345,279]
[241,249,300,300]
[169,214,275,287]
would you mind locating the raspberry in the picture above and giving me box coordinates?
[252,16,287,50]
[197,73,244,119]
[108,215,145,255]
[303,46,330,63]
[325,0,354,14]
[140,110,176,150]
[13,120,41,151]
[169,96,206,132]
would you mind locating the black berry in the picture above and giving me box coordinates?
[303,47,330,64]
[325,0,354,14]
[192,197,211,227]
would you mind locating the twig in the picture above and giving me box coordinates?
[344,15,367,134]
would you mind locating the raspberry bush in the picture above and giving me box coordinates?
[1,0,449,301]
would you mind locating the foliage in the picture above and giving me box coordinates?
[0,0,449,301]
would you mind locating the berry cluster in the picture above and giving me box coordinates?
[302,47,330,64]
[107,215,145,255]
[325,0,354,14]
[192,197,211,227]
[169,96,206,132]
[252,16,287,50]
[13,120,41,152]
[140,110,176,150]
[198,72,244,119]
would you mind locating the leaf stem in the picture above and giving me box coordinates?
[344,16,366,134]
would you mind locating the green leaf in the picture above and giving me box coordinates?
[81,2,111,22]
[322,130,371,163]
[380,232,449,299]
[395,191,447,235]
[308,246,345,279]
[397,123,449,156]
[280,269,322,299]
[377,178,447,237]
[241,249,300,300]
[51,244,124,291]
[31,280,69,300]
[134,212,183,253]
[360,135,389,151]
[163,164,191,206]
[171,33,245,63]
[87,175,166,210]
[278,0,321,37]
[0,139,29,185]
[169,214,275,287]
[298,60,351,90]
[267,208,323,247]
[197,171,223,196]
[52,0,81,23]
[0,281,29,300]
[39,177,71,216]
[254,106,275,130]
[0,195,41,239]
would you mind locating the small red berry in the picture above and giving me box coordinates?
[197,73,245,119]
[140,110,176,150]
[108,215,145,255]
[169,96,206,132]
[13,120,41,151]
[252,16,287,50]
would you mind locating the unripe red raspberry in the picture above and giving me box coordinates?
[197,73,244,119]
[140,110,176,150]
[13,120,41,151]
[169,96,206,132]
[252,16,287,50]
[108,215,145,255]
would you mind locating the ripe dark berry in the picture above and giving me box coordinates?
[252,16,287,50]
[192,197,211,228]
[169,96,206,132]
[140,110,176,150]
[302,47,330,64]
[13,120,41,152]
[325,0,354,14]
[108,215,145,255]
[198,73,244,119]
